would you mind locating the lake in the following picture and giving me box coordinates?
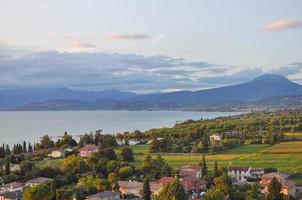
[0,111,239,144]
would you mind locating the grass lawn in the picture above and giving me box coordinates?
[261,141,302,154]
[35,158,63,169]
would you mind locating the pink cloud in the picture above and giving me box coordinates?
[262,20,302,32]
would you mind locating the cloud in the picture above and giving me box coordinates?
[61,40,98,52]
[105,33,149,40]
[0,51,301,93]
[262,20,302,32]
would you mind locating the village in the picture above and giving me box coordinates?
[0,130,300,200]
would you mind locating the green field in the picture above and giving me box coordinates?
[35,158,63,169]
[284,132,302,141]
[130,143,302,174]
[34,142,302,174]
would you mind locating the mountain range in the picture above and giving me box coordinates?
[1,74,302,111]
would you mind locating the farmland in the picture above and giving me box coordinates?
[35,142,302,174]
[130,142,302,174]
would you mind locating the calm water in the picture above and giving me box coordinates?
[0,111,238,144]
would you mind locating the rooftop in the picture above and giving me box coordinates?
[26,177,53,184]
[80,144,98,151]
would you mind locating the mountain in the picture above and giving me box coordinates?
[8,74,302,111]
[0,88,136,110]
[127,74,302,104]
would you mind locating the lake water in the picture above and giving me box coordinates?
[0,111,239,144]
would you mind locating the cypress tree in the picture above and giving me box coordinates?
[142,177,151,200]
[200,153,207,178]
[213,161,219,177]
[266,177,283,200]
[23,141,27,153]
[4,158,10,175]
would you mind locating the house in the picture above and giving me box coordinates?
[0,191,22,200]
[118,181,163,198]
[0,182,23,193]
[150,183,163,196]
[25,177,53,187]
[210,134,221,142]
[158,177,176,185]
[128,140,140,146]
[118,181,143,198]
[228,166,252,183]
[181,177,207,193]
[51,150,65,158]
[80,144,98,157]
[250,168,265,179]
[157,177,207,193]
[86,191,120,200]
[260,173,296,198]
[179,164,202,179]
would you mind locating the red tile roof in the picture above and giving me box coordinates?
[158,177,176,185]
[80,144,98,152]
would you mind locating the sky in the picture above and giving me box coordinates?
[0,0,302,93]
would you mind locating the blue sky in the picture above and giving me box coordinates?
[0,0,302,92]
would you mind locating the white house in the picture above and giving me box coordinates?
[228,166,251,183]
[51,150,64,158]
[0,182,23,192]
[250,168,265,179]
[210,134,221,142]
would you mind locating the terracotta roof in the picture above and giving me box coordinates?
[228,166,250,172]
[150,183,163,192]
[118,181,143,190]
[80,144,98,152]
[261,173,289,180]
[181,178,207,191]
[158,177,176,185]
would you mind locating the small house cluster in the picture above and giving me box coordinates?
[227,166,297,198]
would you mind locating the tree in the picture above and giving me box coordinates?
[201,136,209,152]
[4,158,10,175]
[142,177,151,200]
[157,179,186,200]
[120,146,134,162]
[266,177,284,200]
[200,153,207,178]
[20,160,34,175]
[23,141,27,153]
[38,135,54,149]
[23,180,55,200]
[213,161,219,178]
[28,142,33,152]
[204,188,225,200]
[119,166,134,180]
[246,183,263,200]
[60,155,82,174]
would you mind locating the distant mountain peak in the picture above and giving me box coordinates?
[252,74,289,82]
